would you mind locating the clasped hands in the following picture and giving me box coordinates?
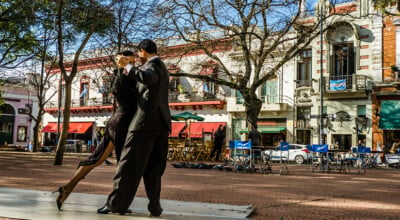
[116,56,135,68]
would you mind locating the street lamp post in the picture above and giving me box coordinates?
[57,74,62,145]
[319,3,325,145]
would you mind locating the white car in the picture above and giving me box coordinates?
[385,154,400,168]
[263,144,310,164]
[65,139,84,153]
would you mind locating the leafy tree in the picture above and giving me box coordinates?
[19,43,58,152]
[53,0,116,165]
[155,0,357,128]
[84,0,160,106]
[0,90,4,107]
[0,0,40,68]
[373,0,400,16]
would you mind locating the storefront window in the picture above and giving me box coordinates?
[332,134,352,150]
[17,126,27,142]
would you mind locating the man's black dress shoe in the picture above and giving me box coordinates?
[97,205,132,215]
[97,205,112,214]
[148,202,163,217]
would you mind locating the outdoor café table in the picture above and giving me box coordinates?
[346,147,371,174]
[173,144,186,161]
[310,144,329,172]
[368,151,383,168]
[228,140,260,173]
[327,149,351,173]
[167,142,179,161]
[278,142,290,175]
[260,148,274,174]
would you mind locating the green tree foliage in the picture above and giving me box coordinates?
[373,0,400,15]
[63,0,115,36]
[0,0,40,68]
[52,0,116,165]
[0,90,4,108]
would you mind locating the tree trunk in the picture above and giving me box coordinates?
[243,90,262,129]
[54,82,72,165]
[32,113,42,152]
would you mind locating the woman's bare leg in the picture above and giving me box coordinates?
[57,141,114,209]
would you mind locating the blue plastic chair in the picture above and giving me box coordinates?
[312,144,328,153]
[229,140,257,172]
[310,144,329,172]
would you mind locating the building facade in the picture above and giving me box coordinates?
[372,4,400,153]
[42,0,394,151]
[293,0,382,150]
[0,78,38,148]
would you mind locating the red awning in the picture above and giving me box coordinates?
[41,122,93,134]
[187,122,226,138]
[169,122,186,137]
[41,123,58,133]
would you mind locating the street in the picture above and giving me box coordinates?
[0,152,399,219]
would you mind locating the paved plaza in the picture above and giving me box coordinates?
[0,152,399,219]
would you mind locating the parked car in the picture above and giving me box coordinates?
[385,154,400,168]
[65,139,84,153]
[263,144,310,164]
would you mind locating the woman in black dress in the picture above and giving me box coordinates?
[55,52,137,210]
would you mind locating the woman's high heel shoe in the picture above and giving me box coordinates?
[54,186,67,211]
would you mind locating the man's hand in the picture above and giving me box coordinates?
[117,56,129,68]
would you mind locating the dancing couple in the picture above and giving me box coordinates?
[55,39,171,217]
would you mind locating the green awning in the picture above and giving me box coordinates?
[240,126,286,133]
[379,100,400,129]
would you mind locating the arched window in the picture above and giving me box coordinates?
[0,104,15,115]
[326,21,359,91]
[0,104,15,144]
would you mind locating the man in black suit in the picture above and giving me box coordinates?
[98,39,171,217]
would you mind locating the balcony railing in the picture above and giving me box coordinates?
[295,80,312,88]
[45,91,227,110]
[45,98,112,109]
[294,119,311,129]
[261,95,278,104]
[324,75,370,92]
[168,91,226,102]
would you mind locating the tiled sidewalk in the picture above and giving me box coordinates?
[0,187,252,220]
